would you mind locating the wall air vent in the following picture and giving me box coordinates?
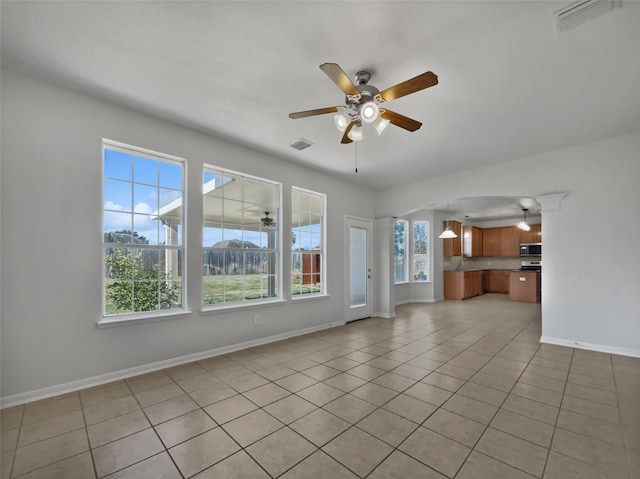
[553,0,620,32]
[290,138,314,151]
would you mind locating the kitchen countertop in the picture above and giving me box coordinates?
[444,268,540,272]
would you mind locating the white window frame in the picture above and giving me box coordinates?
[291,187,327,299]
[100,139,188,326]
[394,219,409,284]
[412,220,430,282]
[202,164,283,311]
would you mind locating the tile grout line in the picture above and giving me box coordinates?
[539,345,575,479]
[7,298,637,479]
[446,315,547,478]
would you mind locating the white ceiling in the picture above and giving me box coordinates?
[2,1,639,200]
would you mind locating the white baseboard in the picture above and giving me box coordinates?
[373,312,396,319]
[395,298,439,306]
[1,319,346,409]
[540,336,640,359]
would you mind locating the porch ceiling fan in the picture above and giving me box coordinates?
[289,63,438,143]
[260,211,275,229]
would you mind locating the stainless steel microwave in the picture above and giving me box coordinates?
[520,243,542,256]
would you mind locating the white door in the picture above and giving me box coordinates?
[345,216,373,321]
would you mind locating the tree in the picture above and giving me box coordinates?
[105,249,177,312]
[394,221,405,256]
[104,230,149,245]
[414,222,427,255]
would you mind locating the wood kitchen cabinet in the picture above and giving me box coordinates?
[519,224,542,244]
[463,226,483,258]
[509,271,540,303]
[487,270,510,294]
[482,227,502,257]
[444,271,481,300]
[482,226,520,257]
[442,221,462,256]
[464,271,482,298]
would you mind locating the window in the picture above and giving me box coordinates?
[291,187,326,297]
[394,219,408,283]
[413,221,429,281]
[202,166,280,306]
[102,140,185,318]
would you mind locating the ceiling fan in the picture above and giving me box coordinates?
[260,212,275,229]
[289,63,438,144]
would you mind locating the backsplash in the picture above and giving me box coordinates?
[444,256,541,271]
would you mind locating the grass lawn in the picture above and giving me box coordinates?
[105,274,321,313]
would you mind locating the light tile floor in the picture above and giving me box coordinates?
[1,294,639,478]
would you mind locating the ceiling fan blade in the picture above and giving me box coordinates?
[319,63,361,97]
[289,106,340,119]
[380,109,422,132]
[379,71,438,102]
[341,121,355,144]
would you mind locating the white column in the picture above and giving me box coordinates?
[373,217,396,318]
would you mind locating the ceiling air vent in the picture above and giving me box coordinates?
[290,138,314,151]
[553,0,619,32]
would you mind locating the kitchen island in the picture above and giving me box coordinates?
[444,268,541,303]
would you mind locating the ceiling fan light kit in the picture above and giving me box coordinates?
[289,63,438,144]
[373,116,391,135]
[334,112,351,132]
[359,101,379,123]
[347,124,363,142]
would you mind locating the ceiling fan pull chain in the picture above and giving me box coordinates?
[355,142,358,173]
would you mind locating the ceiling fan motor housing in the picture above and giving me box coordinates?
[345,71,381,121]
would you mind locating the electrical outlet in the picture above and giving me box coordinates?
[254,316,260,326]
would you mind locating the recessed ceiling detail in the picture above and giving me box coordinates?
[437,196,542,222]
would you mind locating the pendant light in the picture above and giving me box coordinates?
[439,204,458,239]
[517,208,531,231]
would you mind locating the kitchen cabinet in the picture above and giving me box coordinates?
[519,224,542,244]
[465,271,482,298]
[482,226,520,257]
[463,226,483,258]
[444,271,481,300]
[487,270,510,294]
[482,228,501,257]
[442,221,462,257]
[509,271,540,303]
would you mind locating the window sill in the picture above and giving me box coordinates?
[394,281,410,285]
[97,309,192,328]
[291,293,330,302]
[200,298,287,315]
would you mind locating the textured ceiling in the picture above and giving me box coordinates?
[2,1,639,200]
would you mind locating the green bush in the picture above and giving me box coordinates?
[105,249,178,313]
